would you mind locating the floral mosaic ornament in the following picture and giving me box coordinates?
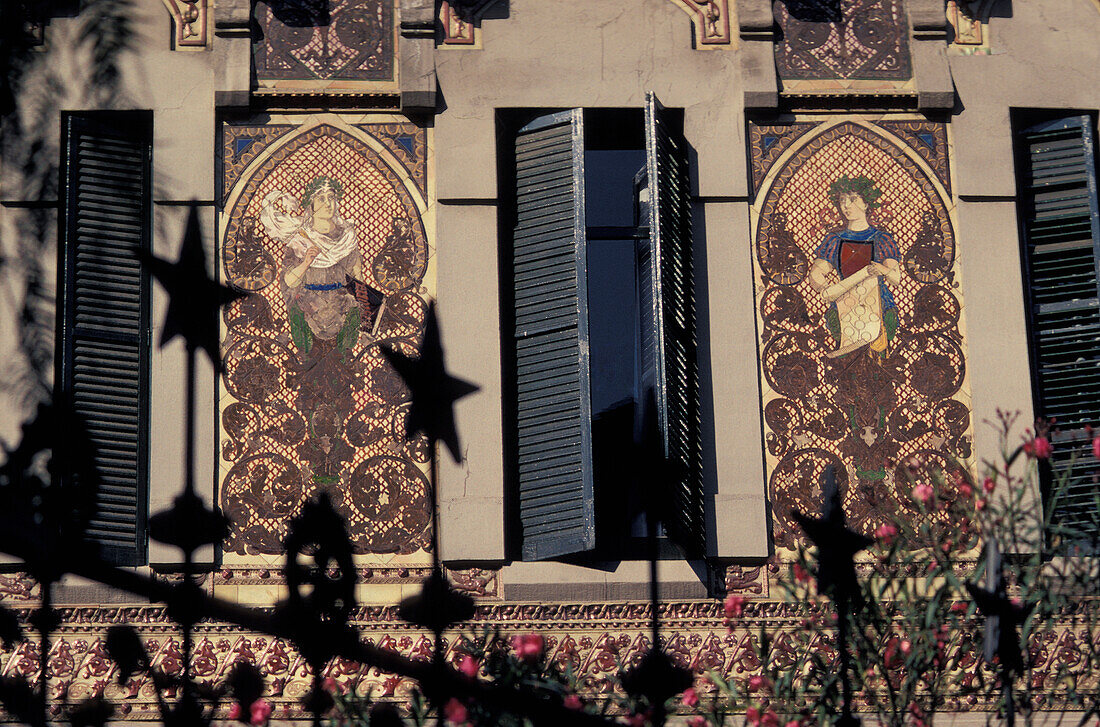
[749,119,975,551]
[218,121,432,557]
[252,0,395,83]
[774,0,912,81]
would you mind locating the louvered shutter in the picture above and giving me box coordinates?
[1017,115,1100,537]
[59,113,151,566]
[643,93,704,555]
[512,109,596,560]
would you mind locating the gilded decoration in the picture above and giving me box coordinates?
[439,1,493,45]
[1,601,1096,718]
[666,0,734,46]
[749,119,974,551]
[218,119,433,558]
[774,0,912,81]
[161,0,208,48]
[253,0,395,84]
[946,0,995,55]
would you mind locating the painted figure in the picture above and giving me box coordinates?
[259,176,363,356]
[808,176,902,359]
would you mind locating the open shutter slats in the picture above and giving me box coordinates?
[512,109,596,561]
[1019,114,1100,541]
[645,93,705,556]
[60,113,150,567]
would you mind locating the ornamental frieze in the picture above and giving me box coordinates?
[1,601,1096,719]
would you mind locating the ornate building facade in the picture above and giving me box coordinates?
[1,0,1098,720]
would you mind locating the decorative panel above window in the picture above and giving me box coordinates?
[252,0,397,97]
[774,0,913,94]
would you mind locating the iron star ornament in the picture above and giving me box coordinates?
[382,302,479,463]
[966,537,1034,678]
[143,204,246,371]
[791,465,874,602]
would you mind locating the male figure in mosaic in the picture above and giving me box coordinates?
[260,176,364,357]
[808,175,902,360]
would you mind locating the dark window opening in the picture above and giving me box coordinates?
[500,99,702,563]
[1012,109,1100,547]
[58,111,152,567]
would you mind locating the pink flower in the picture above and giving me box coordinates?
[322,677,343,694]
[458,654,479,678]
[511,633,545,661]
[748,675,769,692]
[976,498,987,511]
[249,700,272,726]
[681,687,700,708]
[689,718,709,727]
[983,477,996,494]
[884,638,901,669]
[899,639,912,656]
[786,721,801,727]
[625,712,648,727]
[746,707,761,726]
[911,483,934,505]
[761,710,780,727]
[724,594,746,619]
[443,698,468,725]
[958,482,973,498]
[1023,436,1053,459]
[227,703,242,721]
[1092,436,1100,461]
[564,694,583,711]
[875,523,898,544]
[793,563,811,584]
[950,602,968,614]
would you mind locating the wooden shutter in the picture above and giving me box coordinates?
[512,109,596,560]
[1017,114,1100,535]
[643,93,705,555]
[59,112,151,566]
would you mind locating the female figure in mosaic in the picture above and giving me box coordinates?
[260,176,364,357]
[808,176,902,359]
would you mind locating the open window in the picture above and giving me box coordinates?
[503,94,703,561]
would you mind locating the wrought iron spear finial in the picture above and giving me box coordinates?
[791,465,872,727]
[966,537,1034,727]
[620,390,692,726]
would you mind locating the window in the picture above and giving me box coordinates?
[1014,112,1100,538]
[502,94,703,561]
[58,112,152,566]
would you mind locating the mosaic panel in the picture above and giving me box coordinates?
[219,120,432,557]
[878,121,951,196]
[253,0,394,83]
[356,124,428,198]
[749,123,817,195]
[749,119,973,551]
[774,0,912,81]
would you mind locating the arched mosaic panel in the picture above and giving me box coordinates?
[749,119,975,551]
[218,120,433,557]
